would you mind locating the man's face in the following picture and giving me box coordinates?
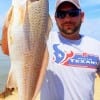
[55,2,84,39]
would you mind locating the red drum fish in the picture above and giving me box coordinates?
[1,0,52,99]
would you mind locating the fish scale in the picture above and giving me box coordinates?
[7,0,52,100]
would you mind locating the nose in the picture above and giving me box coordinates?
[63,14,72,20]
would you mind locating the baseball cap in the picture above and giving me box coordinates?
[56,0,81,10]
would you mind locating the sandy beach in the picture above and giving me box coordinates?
[94,75,100,100]
[0,75,99,100]
[0,90,40,100]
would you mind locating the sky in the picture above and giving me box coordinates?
[0,0,100,41]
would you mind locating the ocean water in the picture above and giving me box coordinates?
[0,47,10,92]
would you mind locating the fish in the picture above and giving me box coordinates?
[0,6,18,97]
[1,0,52,100]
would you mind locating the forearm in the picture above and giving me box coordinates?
[1,25,9,55]
[1,6,13,55]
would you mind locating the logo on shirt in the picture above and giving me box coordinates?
[53,44,99,68]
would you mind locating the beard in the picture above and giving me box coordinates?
[57,20,82,35]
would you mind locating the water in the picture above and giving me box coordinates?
[0,47,10,92]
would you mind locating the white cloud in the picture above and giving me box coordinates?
[0,15,4,26]
[0,15,4,34]
[80,0,100,7]
[81,18,100,40]
[50,14,59,32]
[0,15,5,39]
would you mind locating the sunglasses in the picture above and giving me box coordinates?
[55,9,81,19]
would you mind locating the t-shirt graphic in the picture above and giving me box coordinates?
[53,44,99,69]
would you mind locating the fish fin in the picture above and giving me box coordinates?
[0,88,15,98]
[5,67,17,90]
[0,67,17,98]
[48,15,53,33]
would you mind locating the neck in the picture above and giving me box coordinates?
[61,32,81,40]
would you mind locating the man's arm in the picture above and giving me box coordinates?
[1,6,13,55]
[1,22,9,55]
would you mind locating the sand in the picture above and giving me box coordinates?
[94,75,100,100]
[0,76,100,100]
[0,89,40,100]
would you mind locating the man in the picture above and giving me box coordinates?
[40,0,100,100]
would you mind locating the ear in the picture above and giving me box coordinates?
[55,16,57,21]
[81,12,84,22]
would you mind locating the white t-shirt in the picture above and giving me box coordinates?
[40,32,100,100]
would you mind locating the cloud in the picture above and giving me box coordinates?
[0,15,6,39]
[80,0,100,19]
[80,0,100,8]
[0,15,5,33]
[0,15,4,34]
[0,15,4,26]
[81,17,100,40]
[50,14,59,32]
